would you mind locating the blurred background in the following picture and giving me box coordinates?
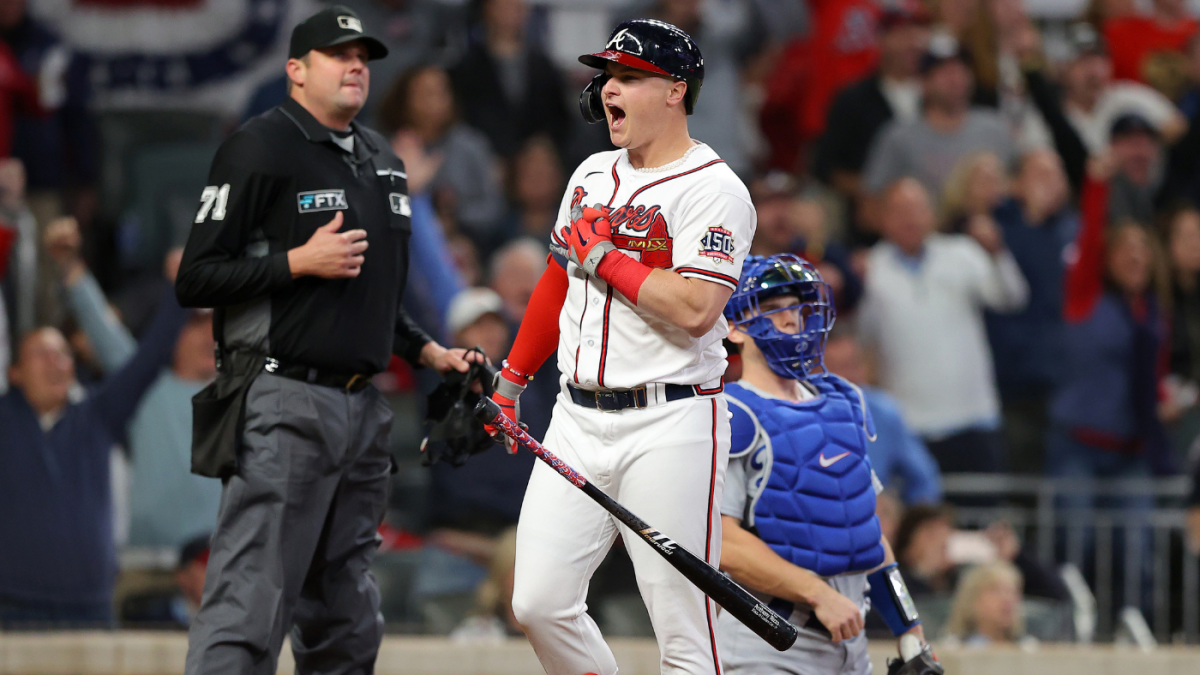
[2,0,1200,666]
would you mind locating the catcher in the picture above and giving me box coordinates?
[718,254,941,675]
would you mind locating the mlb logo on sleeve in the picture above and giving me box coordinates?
[698,225,735,264]
[297,189,348,213]
[389,193,412,216]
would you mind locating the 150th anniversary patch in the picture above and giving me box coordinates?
[698,225,735,264]
[297,189,348,213]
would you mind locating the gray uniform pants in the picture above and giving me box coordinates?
[185,374,393,675]
[718,575,872,675]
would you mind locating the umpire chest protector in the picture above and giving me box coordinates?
[727,376,884,577]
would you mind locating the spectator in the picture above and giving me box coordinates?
[1049,153,1175,486]
[0,282,187,628]
[761,0,887,171]
[823,329,943,505]
[1021,22,1184,197]
[628,0,765,177]
[449,0,569,160]
[858,178,1028,475]
[984,149,1078,474]
[488,237,546,324]
[942,561,1027,646]
[342,0,467,125]
[449,526,522,641]
[0,0,97,228]
[45,221,220,548]
[120,535,211,629]
[893,503,958,596]
[0,158,41,391]
[861,33,1015,207]
[939,151,1008,232]
[814,1,932,224]
[379,64,506,248]
[1162,204,1200,442]
[446,286,510,362]
[447,233,483,286]
[500,135,564,242]
[1104,0,1197,85]
[748,172,862,311]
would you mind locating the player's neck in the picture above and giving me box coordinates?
[741,364,806,402]
[625,123,694,170]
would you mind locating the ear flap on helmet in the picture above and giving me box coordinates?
[579,72,609,124]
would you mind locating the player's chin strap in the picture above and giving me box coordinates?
[867,563,920,636]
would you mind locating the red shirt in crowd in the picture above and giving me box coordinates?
[761,0,880,170]
[1104,15,1198,83]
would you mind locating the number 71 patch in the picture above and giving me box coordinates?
[698,225,735,264]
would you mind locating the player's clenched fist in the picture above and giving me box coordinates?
[487,362,532,453]
[812,584,865,643]
[567,204,615,276]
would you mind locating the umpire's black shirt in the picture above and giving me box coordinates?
[176,96,431,374]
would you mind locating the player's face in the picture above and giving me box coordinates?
[298,42,371,116]
[756,294,804,335]
[601,63,687,149]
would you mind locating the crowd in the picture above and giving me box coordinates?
[2,0,1200,644]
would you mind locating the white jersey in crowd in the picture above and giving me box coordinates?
[547,142,756,390]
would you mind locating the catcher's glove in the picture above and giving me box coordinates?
[886,643,944,675]
[421,347,497,467]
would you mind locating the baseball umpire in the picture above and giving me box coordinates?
[175,6,476,675]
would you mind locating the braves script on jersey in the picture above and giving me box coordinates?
[548,143,756,390]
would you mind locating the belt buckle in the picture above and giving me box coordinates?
[345,373,366,392]
[594,390,620,412]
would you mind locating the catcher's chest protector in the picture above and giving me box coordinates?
[728,377,885,577]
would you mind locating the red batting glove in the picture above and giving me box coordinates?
[567,205,616,276]
[485,362,531,454]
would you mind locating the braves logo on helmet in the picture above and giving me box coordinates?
[607,28,645,55]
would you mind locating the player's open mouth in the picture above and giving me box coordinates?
[607,104,626,131]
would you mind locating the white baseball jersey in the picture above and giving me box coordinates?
[547,142,756,390]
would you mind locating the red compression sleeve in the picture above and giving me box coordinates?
[1064,175,1108,323]
[596,252,653,304]
[506,258,569,375]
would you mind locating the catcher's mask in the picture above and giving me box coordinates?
[723,254,835,381]
[421,347,496,467]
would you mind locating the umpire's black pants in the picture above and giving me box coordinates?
[185,373,393,675]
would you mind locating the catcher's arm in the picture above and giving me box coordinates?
[720,516,864,643]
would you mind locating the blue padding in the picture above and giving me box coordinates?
[868,563,920,636]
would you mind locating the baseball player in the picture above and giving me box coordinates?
[718,254,940,675]
[485,19,755,675]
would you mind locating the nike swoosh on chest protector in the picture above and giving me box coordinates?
[818,451,851,468]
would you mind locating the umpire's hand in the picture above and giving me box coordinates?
[419,342,486,377]
[287,212,369,279]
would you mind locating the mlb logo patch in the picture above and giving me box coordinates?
[698,226,735,264]
[297,189,348,213]
[389,193,411,216]
[337,16,363,32]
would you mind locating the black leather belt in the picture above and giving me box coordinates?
[262,356,374,393]
[566,381,722,412]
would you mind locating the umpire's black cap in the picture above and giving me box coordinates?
[289,5,388,61]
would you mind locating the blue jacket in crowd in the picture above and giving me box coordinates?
[0,289,186,606]
[862,386,943,505]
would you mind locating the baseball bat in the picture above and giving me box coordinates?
[473,397,799,652]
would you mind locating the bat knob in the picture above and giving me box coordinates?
[474,397,502,424]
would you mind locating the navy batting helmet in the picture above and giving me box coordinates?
[578,19,705,124]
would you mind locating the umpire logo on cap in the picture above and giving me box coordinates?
[337,15,363,32]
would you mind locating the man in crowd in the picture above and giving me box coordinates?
[0,273,187,627]
[862,33,1015,211]
[858,178,1028,477]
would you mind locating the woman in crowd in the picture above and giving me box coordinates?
[940,151,1008,233]
[379,64,506,250]
[943,561,1027,646]
[1160,204,1200,449]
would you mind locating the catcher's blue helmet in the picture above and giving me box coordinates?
[724,254,835,381]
